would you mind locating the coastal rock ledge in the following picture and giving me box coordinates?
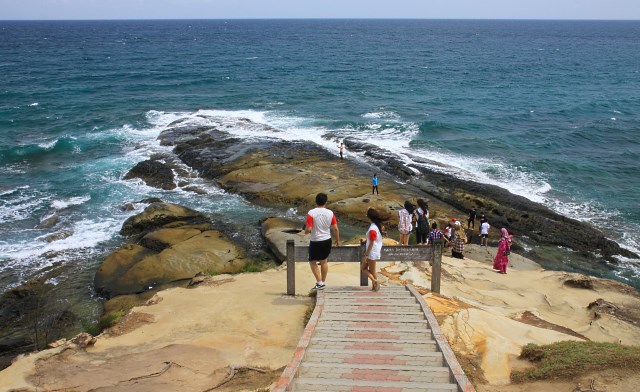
[95,202,247,298]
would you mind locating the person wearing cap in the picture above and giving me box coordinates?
[450,218,459,243]
[451,221,467,259]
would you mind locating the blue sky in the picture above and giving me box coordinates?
[1,0,639,20]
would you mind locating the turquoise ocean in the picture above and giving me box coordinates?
[1,20,640,319]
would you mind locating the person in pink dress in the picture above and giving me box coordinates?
[493,228,513,274]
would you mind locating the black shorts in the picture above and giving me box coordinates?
[481,234,488,238]
[309,238,332,261]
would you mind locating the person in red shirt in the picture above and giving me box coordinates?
[305,193,340,290]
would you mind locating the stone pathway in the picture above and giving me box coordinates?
[274,284,475,392]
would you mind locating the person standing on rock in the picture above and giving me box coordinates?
[371,173,379,195]
[427,222,448,246]
[362,207,391,291]
[338,142,345,160]
[494,228,512,274]
[451,221,467,259]
[397,200,415,245]
[480,219,490,248]
[478,214,488,233]
[468,207,477,229]
[414,199,430,245]
[305,192,341,290]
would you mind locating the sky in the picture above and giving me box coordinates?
[1,0,639,21]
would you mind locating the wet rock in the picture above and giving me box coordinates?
[36,215,59,229]
[138,197,163,204]
[124,159,176,190]
[45,230,73,243]
[121,202,137,212]
[120,202,209,237]
[182,185,208,195]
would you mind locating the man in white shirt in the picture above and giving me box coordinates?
[480,220,490,247]
[305,193,340,290]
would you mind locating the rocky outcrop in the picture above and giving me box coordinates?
[96,202,248,298]
[261,217,309,262]
[124,159,176,190]
[343,137,637,262]
[120,202,209,237]
[157,122,635,263]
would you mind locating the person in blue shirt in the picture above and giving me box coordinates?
[371,173,379,195]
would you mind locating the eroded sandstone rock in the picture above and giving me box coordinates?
[96,203,247,298]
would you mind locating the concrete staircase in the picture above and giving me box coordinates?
[274,285,475,392]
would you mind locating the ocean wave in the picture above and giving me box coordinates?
[0,185,30,197]
[0,188,50,222]
[0,217,122,262]
[362,111,401,120]
[51,195,91,210]
[0,137,78,165]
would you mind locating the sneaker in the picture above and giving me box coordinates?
[311,283,325,291]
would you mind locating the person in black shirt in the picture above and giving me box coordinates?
[468,207,477,229]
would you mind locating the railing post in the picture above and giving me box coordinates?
[359,239,368,286]
[431,240,442,294]
[287,240,295,296]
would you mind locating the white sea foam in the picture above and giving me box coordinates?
[0,185,30,197]
[0,217,122,261]
[0,189,50,222]
[29,102,38,107]
[38,139,58,150]
[362,111,401,120]
[51,195,91,210]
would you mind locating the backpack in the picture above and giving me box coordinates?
[398,210,412,235]
[416,211,429,233]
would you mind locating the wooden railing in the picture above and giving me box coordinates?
[285,239,444,295]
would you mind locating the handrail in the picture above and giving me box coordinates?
[285,240,443,295]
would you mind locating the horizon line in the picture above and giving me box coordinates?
[2,17,640,22]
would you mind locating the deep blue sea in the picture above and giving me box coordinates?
[1,20,640,312]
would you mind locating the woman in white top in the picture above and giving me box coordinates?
[362,207,391,291]
[397,200,415,245]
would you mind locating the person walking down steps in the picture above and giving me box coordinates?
[305,193,341,290]
[362,207,391,291]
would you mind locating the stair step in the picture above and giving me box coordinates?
[299,362,451,384]
[304,348,445,367]
[292,377,457,392]
[323,308,424,315]
[326,293,411,298]
[326,301,419,307]
[315,329,432,340]
[321,312,429,320]
[315,325,433,334]
[309,340,437,352]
